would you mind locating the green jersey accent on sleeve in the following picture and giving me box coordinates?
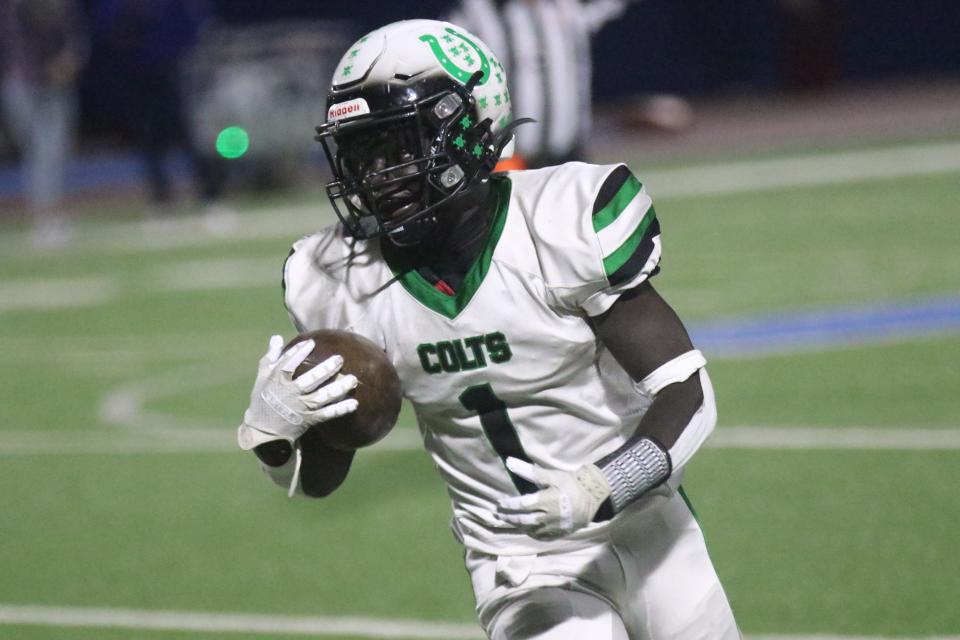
[602,206,658,277]
[590,165,662,287]
[592,172,642,233]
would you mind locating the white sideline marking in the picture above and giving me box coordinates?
[751,637,960,640]
[1,426,958,456]
[0,604,957,640]
[0,427,423,456]
[0,359,947,456]
[710,426,960,450]
[1,141,959,260]
[0,260,281,315]
[150,257,282,292]
[2,141,959,314]
[0,604,483,639]
[0,276,116,311]
[646,141,960,198]
[93,360,421,451]
[98,362,250,434]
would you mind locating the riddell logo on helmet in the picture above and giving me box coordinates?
[327,98,371,122]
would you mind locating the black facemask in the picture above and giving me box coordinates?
[316,71,529,247]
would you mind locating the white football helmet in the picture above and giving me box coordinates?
[314,20,526,246]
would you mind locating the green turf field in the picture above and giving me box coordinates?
[1,139,958,639]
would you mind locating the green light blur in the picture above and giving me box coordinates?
[215,126,250,159]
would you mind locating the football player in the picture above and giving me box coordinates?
[238,19,740,640]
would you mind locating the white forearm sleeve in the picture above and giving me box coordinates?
[599,359,716,513]
[668,368,717,472]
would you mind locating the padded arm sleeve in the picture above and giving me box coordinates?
[595,367,716,516]
[669,368,717,472]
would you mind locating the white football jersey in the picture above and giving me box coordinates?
[284,162,671,555]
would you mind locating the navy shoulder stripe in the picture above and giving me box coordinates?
[281,246,296,292]
[608,217,661,286]
[592,165,633,217]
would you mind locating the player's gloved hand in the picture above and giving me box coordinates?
[237,335,359,451]
[496,457,612,540]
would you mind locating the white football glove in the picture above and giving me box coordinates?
[497,457,612,540]
[237,335,359,451]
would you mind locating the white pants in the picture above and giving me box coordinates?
[465,489,739,640]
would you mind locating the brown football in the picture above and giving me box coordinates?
[285,329,402,451]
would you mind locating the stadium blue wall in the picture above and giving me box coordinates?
[75,0,960,133]
[207,0,960,93]
[581,0,960,97]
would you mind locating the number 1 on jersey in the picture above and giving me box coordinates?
[458,383,537,494]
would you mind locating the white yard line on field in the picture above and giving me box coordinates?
[92,363,960,454]
[98,362,250,435]
[0,276,117,312]
[711,426,960,450]
[96,362,960,454]
[644,141,960,198]
[1,423,958,456]
[0,352,955,456]
[0,257,284,315]
[149,257,283,292]
[0,604,484,639]
[752,637,960,640]
[1,140,959,259]
[0,427,423,456]
[0,330,270,372]
[0,604,956,640]
[2,140,959,314]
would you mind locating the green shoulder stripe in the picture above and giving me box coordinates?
[592,173,642,233]
[602,206,657,277]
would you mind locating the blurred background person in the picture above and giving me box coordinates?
[0,0,87,247]
[91,0,233,230]
[450,0,639,169]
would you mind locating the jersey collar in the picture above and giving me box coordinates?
[381,176,512,320]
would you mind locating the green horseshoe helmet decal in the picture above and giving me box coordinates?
[419,28,490,86]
